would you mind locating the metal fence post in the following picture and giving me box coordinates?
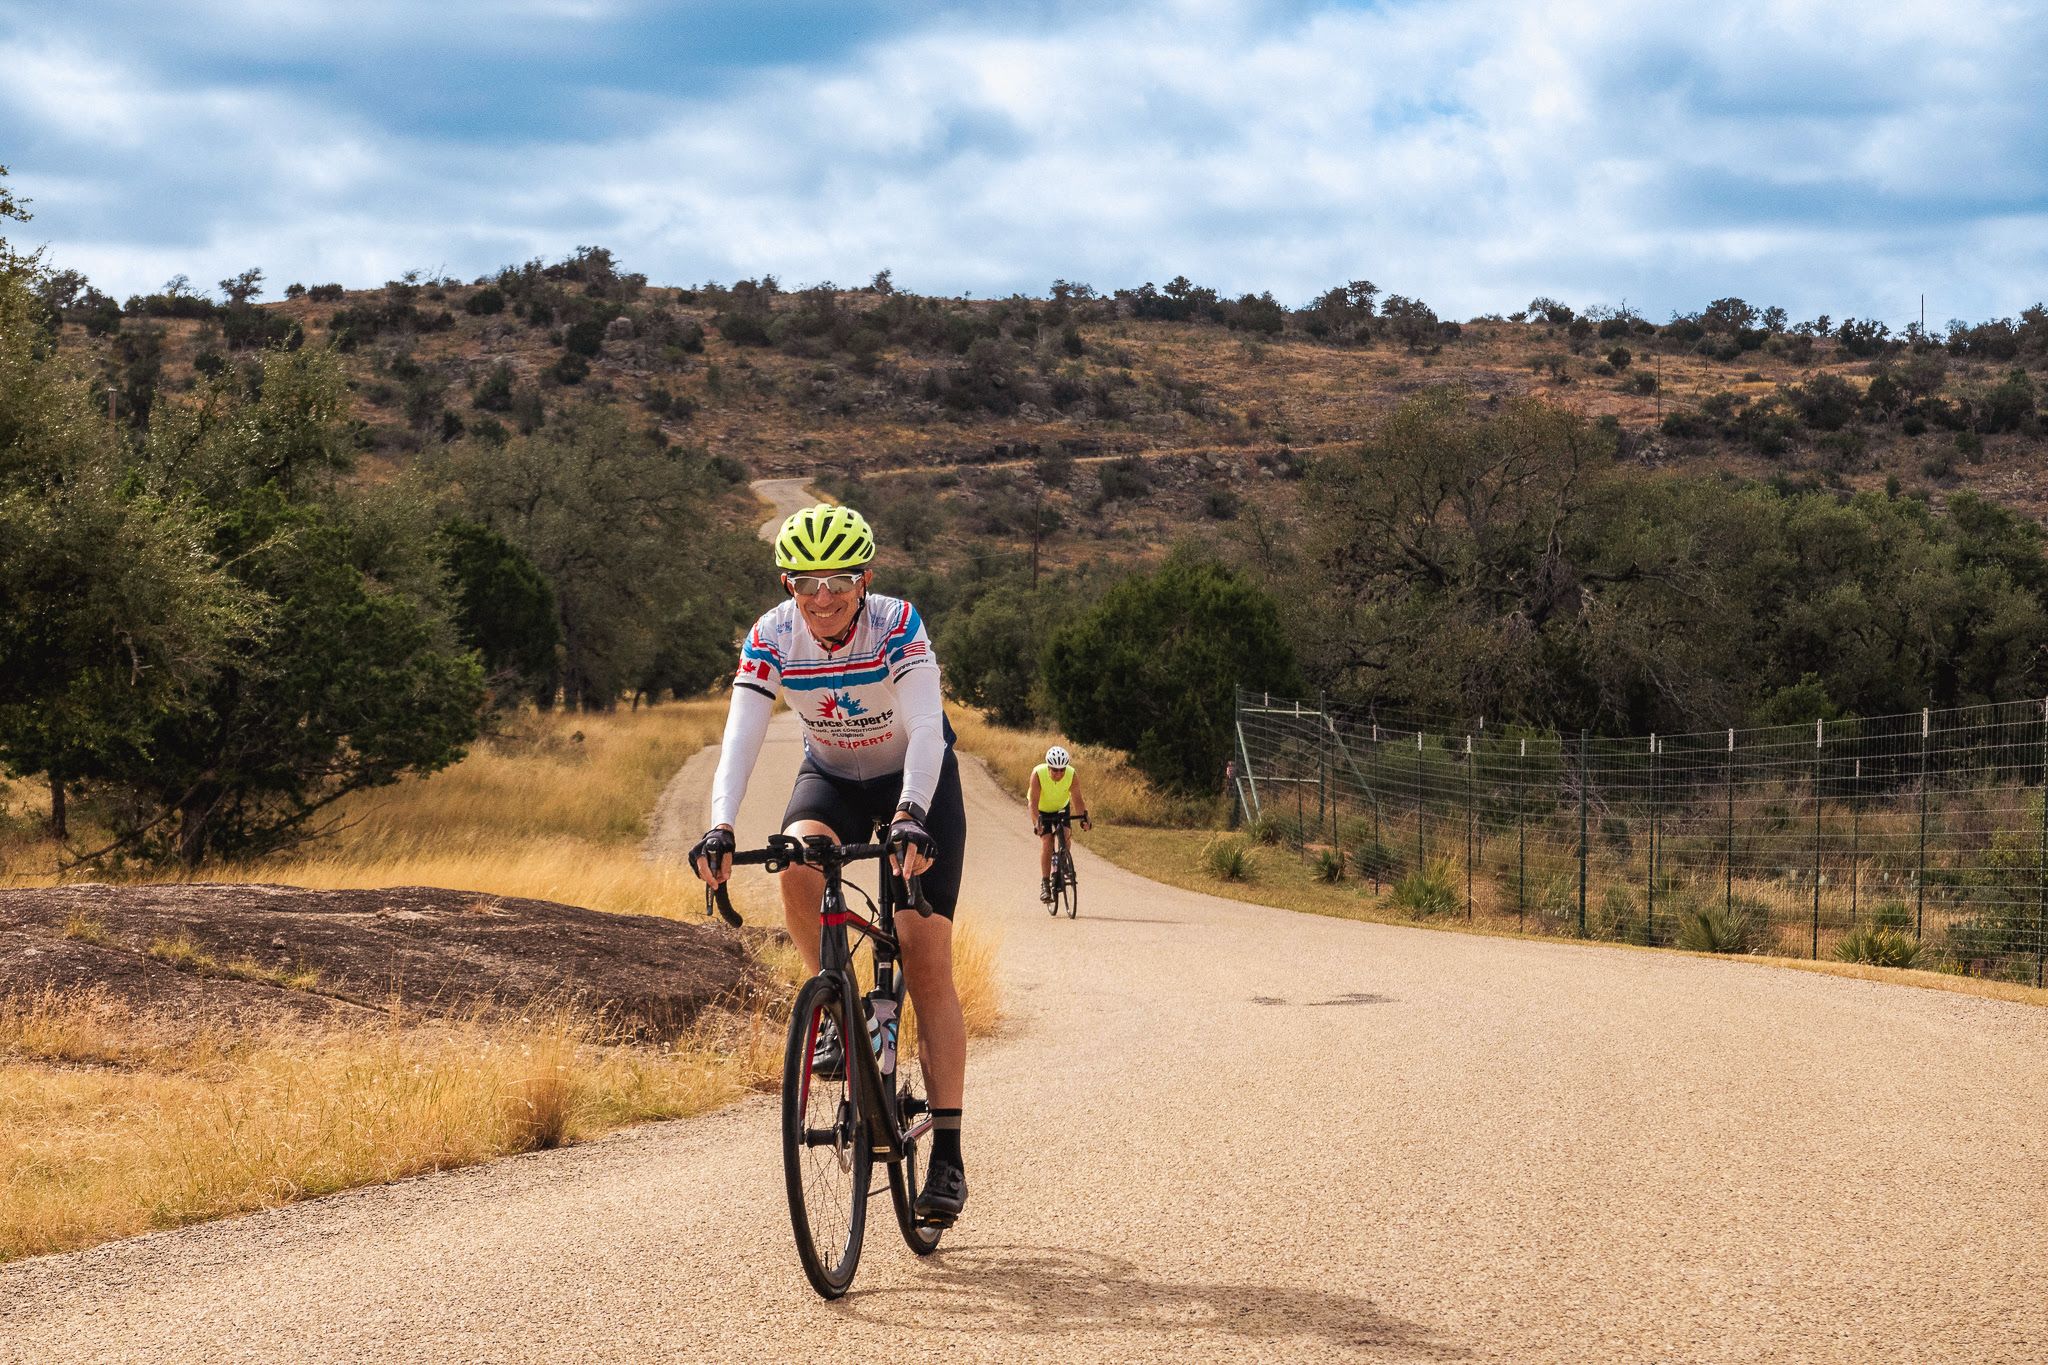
[1371,722,1382,892]
[1415,730,1425,874]
[1725,728,1736,913]
[1812,718,1823,960]
[1236,715,1262,826]
[1917,707,1930,939]
[1577,729,1590,938]
[1465,735,1475,919]
[1517,737,1528,921]
[1647,734,1658,945]
[1850,757,1861,928]
[2038,698,2046,986]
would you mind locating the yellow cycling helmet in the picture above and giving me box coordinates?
[775,503,876,572]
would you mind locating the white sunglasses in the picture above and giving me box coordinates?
[786,572,864,597]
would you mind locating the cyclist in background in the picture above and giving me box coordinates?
[691,503,970,1226]
[1029,745,1090,903]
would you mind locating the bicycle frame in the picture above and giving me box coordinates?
[1041,809,1076,869]
[711,834,933,1163]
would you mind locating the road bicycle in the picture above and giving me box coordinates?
[706,831,943,1299]
[1040,808,1081,919]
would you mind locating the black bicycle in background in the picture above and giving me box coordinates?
[707,831,943,1299]
[1040,808,1082,919]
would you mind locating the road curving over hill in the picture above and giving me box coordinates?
[6,716,2048,1362]
[752,476,816,543]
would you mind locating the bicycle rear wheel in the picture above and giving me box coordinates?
[782,976,869,1298]
[885,995,943,1255]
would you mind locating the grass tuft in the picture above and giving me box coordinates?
[1836,926,1924,969]
[1200,835,1255,882]
[58,911,110,946]
[1674,902,1759,954]
[1391,859,1461,918]
[145,931,214,972]
[1313,848,1345,884]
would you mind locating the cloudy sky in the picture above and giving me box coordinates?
[2,0,2043,326]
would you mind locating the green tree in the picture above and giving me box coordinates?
[0,265,255,839]
[1043,554,1300,792]
[1291,389,1774,731]
[106,350,485,864]
[441,406,765,708]
[938,580,1079,728]
[437,518,560,699]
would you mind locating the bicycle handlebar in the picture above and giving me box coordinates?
[702,832,931,926]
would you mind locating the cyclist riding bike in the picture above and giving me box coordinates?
[1030,746,1091,903]
[691,503,971,1225]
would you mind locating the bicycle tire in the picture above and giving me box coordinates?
[1060,835,1079,918]
[782,976,869,1298]
[885,995,943,1255]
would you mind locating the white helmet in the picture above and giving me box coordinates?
[1045,746,1070,768]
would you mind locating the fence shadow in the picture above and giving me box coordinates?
[835,1243,1471,1358]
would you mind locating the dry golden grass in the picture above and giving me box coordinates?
[7,703,729,916]
[0,987,788,1264]
[948,707,1216,828]
[0,904,1001,1265]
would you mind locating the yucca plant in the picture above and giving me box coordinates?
[1675,902,1759,954]
[1314,848,1345,883]
[1836,925,1923,969]
[1391,859,1460,918]
[1201,835,1255,882]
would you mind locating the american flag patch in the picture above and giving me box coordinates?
[898,642,928,661]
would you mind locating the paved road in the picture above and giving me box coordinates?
[753,477,815,542]
[7,720,2048,1362]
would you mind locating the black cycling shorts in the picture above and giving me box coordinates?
[781,747,967,920]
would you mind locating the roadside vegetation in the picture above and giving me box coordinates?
[0,703,1003,1263]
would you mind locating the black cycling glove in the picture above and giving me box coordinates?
[689,827,735,881]
[888,814,934,858]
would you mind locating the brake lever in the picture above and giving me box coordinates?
[705,882,743,928]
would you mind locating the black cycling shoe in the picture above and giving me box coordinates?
[914,1158,968,1226]
[811,1015,845,1081]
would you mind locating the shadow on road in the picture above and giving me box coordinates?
[836,1244,1469,1358]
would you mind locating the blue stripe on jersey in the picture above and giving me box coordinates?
[782,662,892,691]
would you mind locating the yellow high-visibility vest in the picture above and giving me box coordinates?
[1033,762,1075,813]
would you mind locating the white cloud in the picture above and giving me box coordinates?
[5,0,2044,322]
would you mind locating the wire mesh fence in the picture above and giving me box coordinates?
[1231,689,2048,985]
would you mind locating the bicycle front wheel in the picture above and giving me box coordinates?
[886,994,943,1255]
[782,976,869,1299]
[1059,842,1080,919]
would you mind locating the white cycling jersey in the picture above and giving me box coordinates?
[709,593,947,829]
